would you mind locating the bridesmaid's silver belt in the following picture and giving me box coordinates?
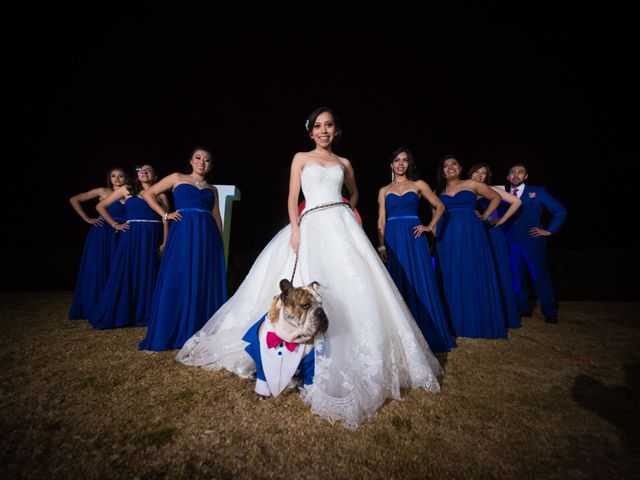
[387,215,419,221]
[127,219,162,223]
[179,208,211,215]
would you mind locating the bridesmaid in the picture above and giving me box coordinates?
[89,164,168,329]
[467,163,522,329]
[377,147,455,352]
[139,147,228,351]
[434,155,507,339]
[68,167,128,320]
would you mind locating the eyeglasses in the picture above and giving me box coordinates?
[136,167,153,174]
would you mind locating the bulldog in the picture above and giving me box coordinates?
[242,279,328,398]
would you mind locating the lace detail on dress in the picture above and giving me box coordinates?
[298,327,441,429]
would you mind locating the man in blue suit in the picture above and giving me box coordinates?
[502,163,567,324]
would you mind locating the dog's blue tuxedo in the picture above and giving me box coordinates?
[243,314,315,397]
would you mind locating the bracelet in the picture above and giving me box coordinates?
[163,212,169,221]
[112,222,118,227]
[377,245,386,252]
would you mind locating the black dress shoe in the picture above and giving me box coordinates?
[544,315,559,324]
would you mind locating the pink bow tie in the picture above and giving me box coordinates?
[266,331,297,352]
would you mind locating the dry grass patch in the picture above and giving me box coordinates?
[1,293,639,479]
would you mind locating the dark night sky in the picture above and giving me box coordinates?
[6,8,638,285]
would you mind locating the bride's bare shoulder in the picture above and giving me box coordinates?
[293,152,314,162]
[291,152,311,167]
[337,156,352,169]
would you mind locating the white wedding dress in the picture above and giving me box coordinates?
[177,163,442,428]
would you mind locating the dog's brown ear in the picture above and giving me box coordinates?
[279,279,294,297]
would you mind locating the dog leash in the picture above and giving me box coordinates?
[290,201,353,283]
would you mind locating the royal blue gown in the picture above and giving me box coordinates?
[139,184,228,351]
[89,197,163,329]
[478,197,521,329]
[384,192,456,352]
[435,191,507,339]
[69,200,125,320]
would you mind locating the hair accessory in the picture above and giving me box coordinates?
[305,119,310,131]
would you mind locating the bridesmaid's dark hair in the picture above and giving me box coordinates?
[467,162,492,184]
[305,106,342,147]
[106,167,129,189]
[186,146,214,179]
[389,147,420,181]
[436,154,461,193]
[189,146,213,159]
[131,164,157,196]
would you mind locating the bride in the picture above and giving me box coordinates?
[177,106,442,428]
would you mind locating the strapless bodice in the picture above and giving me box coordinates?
[301,164,344,208]
[124,197,160,221]
[173,183,215,211]
[106,199,126,220]
[440,190,477,211]
[385,191,419,218]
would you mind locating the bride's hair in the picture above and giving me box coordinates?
[389,147,420,181]
[305,106,342,137]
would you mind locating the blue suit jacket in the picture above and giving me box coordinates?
[502,185,567,244]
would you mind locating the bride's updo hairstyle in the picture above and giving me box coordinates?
[304,106,342,140]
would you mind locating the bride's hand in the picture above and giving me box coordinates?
[290,231,300,253]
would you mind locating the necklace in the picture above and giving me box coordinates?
[191,176,207,189]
